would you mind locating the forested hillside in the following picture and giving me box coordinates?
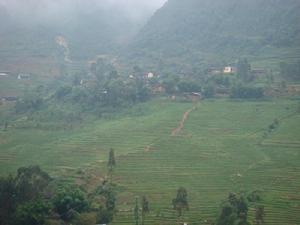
[0,2,148,60]
[127,0,300,71]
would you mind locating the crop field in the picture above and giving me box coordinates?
[0,98,299,224]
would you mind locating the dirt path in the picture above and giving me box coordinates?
[171,105,197,136]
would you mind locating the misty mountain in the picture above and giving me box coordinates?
[127,0,300,70]
[0,0,164,60]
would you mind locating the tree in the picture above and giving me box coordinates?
[237,58,252,82]
[96,208,114,224]
[14,199,50,225]
[255,206,265,225]
[216,193,250,225]
[4,121,8,131]
[105,189,116,212]
[52,187,89,221]
[0,166,52,225]
[0,175,17,225]
[14,165,52,203]
[172,187,189,218]
[134,197,140,225]
[141,196,149,225]
[107,148,116,182]
[230,84,264,99]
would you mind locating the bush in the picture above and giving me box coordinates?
[230,85,264,99]
[14,200,50,225]
[203,85,215,98]
[53,187,89,221]
[74,212,96,225]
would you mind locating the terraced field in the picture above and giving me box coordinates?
[0,98,299,224]
[110,99,300,225]
[0,99,191,175]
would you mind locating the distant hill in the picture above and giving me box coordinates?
[0,3,150,61]
[126,0,300,71]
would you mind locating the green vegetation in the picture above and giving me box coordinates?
[0,1,300,225]
[1,98,299,224]
[0,165,118,225]
[127,0,300,72]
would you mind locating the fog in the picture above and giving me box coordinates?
[0,0,167,24]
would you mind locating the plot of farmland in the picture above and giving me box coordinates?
[0,99,299,224]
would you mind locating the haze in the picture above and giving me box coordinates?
[0,0,167,23]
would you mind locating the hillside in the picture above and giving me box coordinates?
[1,99,299,225]
[0,9,135,60]
[127,0,300,71]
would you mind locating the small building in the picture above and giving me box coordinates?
[223,66,235,74]
[17,73,30,80]
[2,96,18,102]
[147,72,154,79]
[80,79,85,85]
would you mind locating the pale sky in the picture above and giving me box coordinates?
[0,0,168,22]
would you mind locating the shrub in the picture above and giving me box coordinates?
[14,200,50,225]
[230,85,264,99]
[52,187,89,221]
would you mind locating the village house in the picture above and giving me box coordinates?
[17,73,30,80]
[147,72,154,79]
[1,96,18,103]
[223,66,236,74]
[0,71,11,76]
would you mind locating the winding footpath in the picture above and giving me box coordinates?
[171,105,197,136]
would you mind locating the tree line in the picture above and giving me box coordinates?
[1,149,266,225]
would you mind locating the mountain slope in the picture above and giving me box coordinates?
[127,0,300,70]
[0,1,160,62]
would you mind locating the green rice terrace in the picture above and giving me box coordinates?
[0,98,299,225]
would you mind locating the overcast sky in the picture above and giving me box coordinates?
[0,0,167,14]
[0,0,167,24]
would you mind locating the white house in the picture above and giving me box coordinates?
[223,67,234,74]
[147,72,154,79]
[17,73,30,80]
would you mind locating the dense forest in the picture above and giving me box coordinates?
[126,0,300,71]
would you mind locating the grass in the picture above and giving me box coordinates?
[0,98,299,224]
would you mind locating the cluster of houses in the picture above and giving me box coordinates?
[208,66,266,76]
[208,66,236,75]
[0,71,30,104]
[128,72,159,80]
[0,71,31,80]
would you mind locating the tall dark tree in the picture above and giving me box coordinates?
[107,148,116,182]
[255,206,265,225]
[141,196,149,225]
[216,193,250,225]
[134,197,140,225]
[172,187,189,218]
[0,175,16,225]
[4,121,8,131]
[237,58,252,82]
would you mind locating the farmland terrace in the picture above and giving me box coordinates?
[0,98,299,224]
